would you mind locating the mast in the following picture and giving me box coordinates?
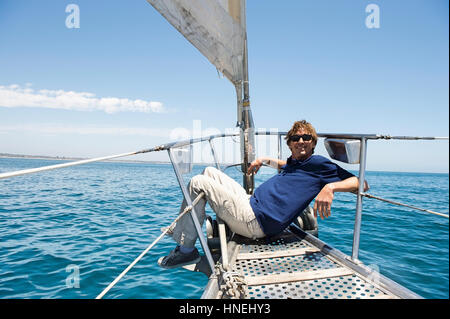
[146,0,255,192]
[230,0,255,194]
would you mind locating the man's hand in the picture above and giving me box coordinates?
[247,157,286,175]
[247,159,263,175]
[313,184,334,220]
[313,177,369,220]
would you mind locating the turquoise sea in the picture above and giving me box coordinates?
[0,157,448,299]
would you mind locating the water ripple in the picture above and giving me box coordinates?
[0,159,448,299]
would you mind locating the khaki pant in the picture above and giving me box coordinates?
[171,167,265,248]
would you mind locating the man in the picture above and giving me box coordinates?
[159,120,368,269]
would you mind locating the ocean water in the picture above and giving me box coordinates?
[0,157,448,299]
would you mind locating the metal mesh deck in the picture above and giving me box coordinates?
[229,234,396,299]
[245,275,389,299]
[236,252,339,276]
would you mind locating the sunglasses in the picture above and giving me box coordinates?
[289,134,313,142]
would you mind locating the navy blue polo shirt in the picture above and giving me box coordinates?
[250,155,355,236]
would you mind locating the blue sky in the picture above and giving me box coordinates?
[0,0,448,173]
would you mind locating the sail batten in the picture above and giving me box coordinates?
[147,0,245,85]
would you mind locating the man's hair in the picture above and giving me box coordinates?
[285,120,318,153]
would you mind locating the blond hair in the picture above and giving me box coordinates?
[284,120,318,153]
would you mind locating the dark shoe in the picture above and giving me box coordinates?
[158,246,201,269]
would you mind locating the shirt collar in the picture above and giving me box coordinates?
[286,155,312,166]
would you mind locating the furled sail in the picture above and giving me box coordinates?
[146,0,245,85]
[147,0,255,194]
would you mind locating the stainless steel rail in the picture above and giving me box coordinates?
[1,130,447,268]
[352,137,367,261]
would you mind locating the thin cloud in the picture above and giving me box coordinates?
[0,124,171,137]
[0,84,165,114]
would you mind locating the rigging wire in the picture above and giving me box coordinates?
[0,146,165,180]
[361,193,449,219]
[96,192,205,299]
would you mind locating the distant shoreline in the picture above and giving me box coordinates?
[0,152,170,165]
[0,153,219,166]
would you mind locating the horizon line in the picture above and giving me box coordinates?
[1,153,448,175]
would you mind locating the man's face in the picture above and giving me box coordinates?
[288,129,315,161]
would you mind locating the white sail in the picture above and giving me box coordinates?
[147,0,255,193]
[147,0,246,85]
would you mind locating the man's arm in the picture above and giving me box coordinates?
[247,157,286,175]
[314,176,370,220]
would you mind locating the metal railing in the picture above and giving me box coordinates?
[254,131,370,261]
[165,131,449,264]
[1,131,447,268]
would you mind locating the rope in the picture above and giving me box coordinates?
[215,264,246,299]
[96,192,205,299]
[361,193,449,219]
